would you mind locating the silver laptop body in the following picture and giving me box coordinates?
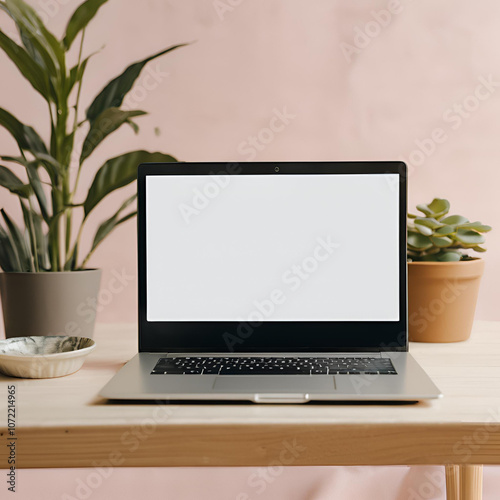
[100,162,441,403]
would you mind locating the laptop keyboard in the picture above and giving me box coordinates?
[151,356,397,375]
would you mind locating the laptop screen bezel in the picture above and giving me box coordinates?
[137,162,408,353]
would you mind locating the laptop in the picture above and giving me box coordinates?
[100,161,442,403]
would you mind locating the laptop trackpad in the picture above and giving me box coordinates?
[213,376,335,393]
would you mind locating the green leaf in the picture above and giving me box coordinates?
[430,236,453,248]
[19,26,48,70]
[20,201,38,271]
[457,221,492,233]
[0,2,55,80]
[434,225,455,236]
[86,43,188,124]
[25,163,50,222]
[0,208,32,271]
[68,63,80,95]
[63,0,109,50]
[66,51,95,96]
[80,108,147,164]
[0,30,51,100]
[5,0,65,72]
[46,207,65,271]
[416,198,450,218]
[2,0,62,88]
[407,233,433,250]
[0,225,19,271]
[34,152,62,178]
[0,107,48,154]
[437,251,462,262]
[47,207,65,233]
[414,217,444,229]
[83,151,177,216]
[414,223,433,236]
[64,242,78,271]
[415,253,440,262]
[49,119,57,158]
[91,194,137,252]
[473,245,487,253]
[455,229,486,245]
[30,207,48,270]
[2,153,60,189]
[127,119,140,134]
[440,215,469,225]
[0,164,31,197]
[1,155,24,164]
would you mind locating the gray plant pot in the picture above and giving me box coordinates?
[0,269,101,339]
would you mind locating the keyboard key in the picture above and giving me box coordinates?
[311,368,328,374]
[152,368,184,374]
[202,367,221,374]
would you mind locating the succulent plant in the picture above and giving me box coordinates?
[408,198,492,262]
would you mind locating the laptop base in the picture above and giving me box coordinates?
[100,352,442,403]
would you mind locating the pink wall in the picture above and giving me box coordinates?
[14,466,500,500]
[1,2,500,499]
[1,0,499,323]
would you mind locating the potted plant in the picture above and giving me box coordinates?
[407,198,491,342]
[0,0,185,338]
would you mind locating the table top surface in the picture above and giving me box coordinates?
[2,321,499,427]
[1,321,500,467]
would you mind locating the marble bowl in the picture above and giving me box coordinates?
[0,336,96,378]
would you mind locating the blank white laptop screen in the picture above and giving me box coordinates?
[146,174,400,322]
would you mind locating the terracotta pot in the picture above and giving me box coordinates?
[0,269,101,339]
[408,259,484,342]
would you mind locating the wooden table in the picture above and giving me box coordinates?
[1,321,499,500]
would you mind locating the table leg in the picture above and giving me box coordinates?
[445,465,460,500]
[460,465,483,500]
[445,464,483,500]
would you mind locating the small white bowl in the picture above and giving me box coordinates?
[0,336,96,378]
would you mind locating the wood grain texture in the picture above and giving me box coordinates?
[9,424,500,468]
[445,465,460,500]
[1,321,500,468]
[460,465,483,500]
